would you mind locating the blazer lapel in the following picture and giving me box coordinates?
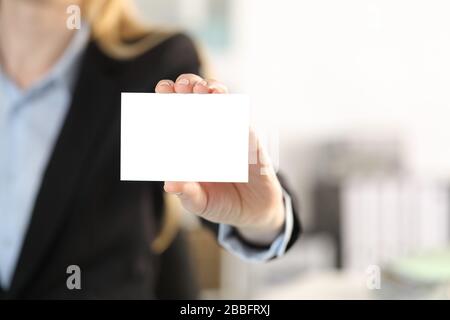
[7,43,119,298]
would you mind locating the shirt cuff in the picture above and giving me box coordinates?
[217,188,294,262]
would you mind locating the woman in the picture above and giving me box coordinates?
[0,0,300,299]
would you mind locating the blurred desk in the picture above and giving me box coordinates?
[253,271,372,300]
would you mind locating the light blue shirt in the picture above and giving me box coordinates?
[0,24,294,289]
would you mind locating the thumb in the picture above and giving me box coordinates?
[164,181,208,215]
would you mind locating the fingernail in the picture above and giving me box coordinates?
[165,190,182,196]
[158,81,171,87]
[177,78,189,86]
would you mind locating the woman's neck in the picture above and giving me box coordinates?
[0,0,76,89]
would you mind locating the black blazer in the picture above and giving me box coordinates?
[0,33,301,299]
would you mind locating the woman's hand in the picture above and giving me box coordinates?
[155,74,285,245]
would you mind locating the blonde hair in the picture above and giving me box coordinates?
[81,0,175,59]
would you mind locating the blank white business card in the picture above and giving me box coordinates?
[121,93,249,182]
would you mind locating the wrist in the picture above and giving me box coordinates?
[236,200,285,246]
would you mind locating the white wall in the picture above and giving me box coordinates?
[240,0,450,172]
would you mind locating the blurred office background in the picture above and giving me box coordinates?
[135,0,450,299]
